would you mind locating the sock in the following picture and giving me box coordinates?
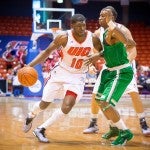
[113,119,128,130]
[28,101,43,118]
[91,113,98,119]
[38,108,66,129]
[137,112,145,119]
[108,120,115,127]
[91,118,97,122]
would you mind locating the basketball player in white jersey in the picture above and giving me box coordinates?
[83,6,150,137]
[23,14,103,143]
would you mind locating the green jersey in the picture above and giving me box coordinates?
[103,31,129,68]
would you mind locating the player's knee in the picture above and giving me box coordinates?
[61,105,72,114]
[96,100,111,112]
[101,103,112,112]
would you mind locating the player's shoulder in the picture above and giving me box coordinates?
[116,23,130,32]
[53,31,68,46]
[55,31,67,40]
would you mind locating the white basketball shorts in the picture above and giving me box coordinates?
[42,65,86,103]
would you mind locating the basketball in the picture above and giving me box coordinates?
[17,66,38,87]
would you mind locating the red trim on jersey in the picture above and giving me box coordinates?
[65,90,77,98]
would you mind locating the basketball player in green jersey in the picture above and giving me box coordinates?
[83,6,150,137]
[85,6,136,146]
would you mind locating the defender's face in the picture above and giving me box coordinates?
[98,10,108,28]
[71,21,86,37]
[99,9,114,29]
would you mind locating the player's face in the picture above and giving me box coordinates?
[71,21,86,37]
[98,10,107,27]
[99,9,114,28]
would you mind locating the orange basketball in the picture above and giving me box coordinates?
[17,66,38,87]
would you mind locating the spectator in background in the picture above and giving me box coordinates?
[137,66,150,94]
[42,50,61,80]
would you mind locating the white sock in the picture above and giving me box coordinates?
[91,113,98,119]
[28,101,43,117]
[108,120,115,127]
[137,112,145,119]
[38,108,66,129]
[114,119,128,130]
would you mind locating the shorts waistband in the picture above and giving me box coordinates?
[107,63,130,71]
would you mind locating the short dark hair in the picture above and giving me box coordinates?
[103,6,118,20]
[71,14,86,24]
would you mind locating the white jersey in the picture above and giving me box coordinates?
[59,30,94,73]
[42,30,95,103]
[99,27,105,46]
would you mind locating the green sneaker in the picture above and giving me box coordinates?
[102,126,119,139]
[111,129,134,146]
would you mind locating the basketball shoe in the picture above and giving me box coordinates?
[140,117,150,136]
[83,119,99,134]
[102,126,119,139]
[23,114,35,133]
[33,128,49,143]
[111,129,134,146]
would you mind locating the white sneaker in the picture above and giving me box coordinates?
[142,127,150,136]
[83,125,99,134]
[33,128,49,143]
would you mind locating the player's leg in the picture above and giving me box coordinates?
[125,75,150,136]
[23,66,62,134]
[83,69,103,133]
[96,68,134,145]
[23,87,52,133]
[31,79,65,142]
[33,90,79,143]
[83,93,100,133]
[33,108,65,143]
[33,71,85,142]
[129,91,150,136]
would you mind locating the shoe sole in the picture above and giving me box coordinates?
[32,131,50,143]
[111,134,134,146]
[23,123,32,133]
[83,131,98,134]
[111,139,127,146]
[102,134,118,140]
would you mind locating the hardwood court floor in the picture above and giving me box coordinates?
[0,96,150,150]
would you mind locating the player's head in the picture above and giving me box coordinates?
[70,14,86,36]
[71,14,86,24]
[103,6,118,21]
[98,6,117,28]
